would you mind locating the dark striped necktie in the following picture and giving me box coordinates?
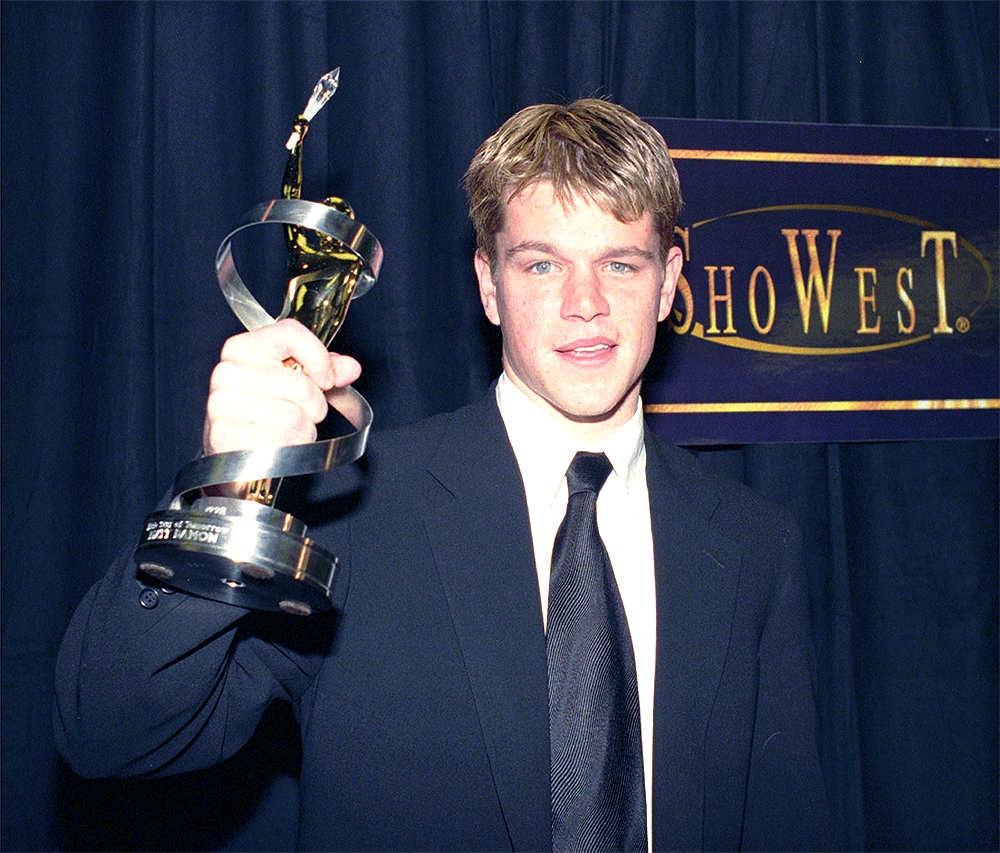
[547,451,646,852]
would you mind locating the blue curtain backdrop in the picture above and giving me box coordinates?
[1,2,997,851]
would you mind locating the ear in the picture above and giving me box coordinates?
[474,251,501,327]
[657,245,684,322]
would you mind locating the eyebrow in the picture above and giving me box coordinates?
[595,246,656,262]
[505,241,557,259]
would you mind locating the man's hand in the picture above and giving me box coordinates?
[203,318,361,455]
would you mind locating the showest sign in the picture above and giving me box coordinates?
[643,119,999,444]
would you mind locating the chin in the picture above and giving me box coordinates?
[554,393,630,423]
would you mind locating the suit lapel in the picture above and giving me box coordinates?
[421,395,551,853]
[645,436,741,852]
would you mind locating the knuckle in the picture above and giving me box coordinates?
[205,419,235,454]
[219,331,249,362]
[205,391,223,420]
[206,387,240,422]
[295,406,316,433]
[296,422,319,445]
[288,369,315,399]
[209,359,237,390]
[308,397,328,424]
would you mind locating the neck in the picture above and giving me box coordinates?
[504,372,641,443]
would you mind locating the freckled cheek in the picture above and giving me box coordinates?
[498,285,538,317]
[505,292,558,334]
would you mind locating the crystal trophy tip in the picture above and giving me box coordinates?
[303,68,340,121]
[286,68,341,149]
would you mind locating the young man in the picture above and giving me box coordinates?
[56,100,833,851]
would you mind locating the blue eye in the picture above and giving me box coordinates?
[607,261,635,273]
[529,260,553,274]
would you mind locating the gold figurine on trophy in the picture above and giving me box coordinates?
[242,69,365,506]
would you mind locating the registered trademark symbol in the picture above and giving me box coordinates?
[956,316,970,333]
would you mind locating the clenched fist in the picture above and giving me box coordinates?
[203,318,361,455]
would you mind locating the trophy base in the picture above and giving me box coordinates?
[135,498,336,616]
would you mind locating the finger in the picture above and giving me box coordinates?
[220,318,337,388]
[329,353,361,388]
[205,416,318,456]
[209,361,329,425]
[206,384,323,434]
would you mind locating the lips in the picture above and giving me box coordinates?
[556,337,617,362]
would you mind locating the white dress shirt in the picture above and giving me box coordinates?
[495,372,657,844]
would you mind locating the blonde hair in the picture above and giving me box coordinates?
[464,98,682,266]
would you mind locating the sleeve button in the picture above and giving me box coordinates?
[139,588,159,609]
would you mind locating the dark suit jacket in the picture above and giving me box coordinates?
[55,392,833,851]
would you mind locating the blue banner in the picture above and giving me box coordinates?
[643,118,999,444]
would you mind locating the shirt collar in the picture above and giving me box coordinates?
[495,371,646,507]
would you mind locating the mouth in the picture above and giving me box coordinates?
[556,338,617,362]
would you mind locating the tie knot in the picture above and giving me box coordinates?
[565,451,613,496]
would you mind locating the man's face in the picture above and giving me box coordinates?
[475,181,682,441]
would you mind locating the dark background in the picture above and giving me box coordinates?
[1,2,997,851]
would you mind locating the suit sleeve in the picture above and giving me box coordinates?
[53,540,337,780]
[741,515,837,852]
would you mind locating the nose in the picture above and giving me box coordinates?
[560,268,610,322]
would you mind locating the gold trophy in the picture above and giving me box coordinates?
[135,69,382,616]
